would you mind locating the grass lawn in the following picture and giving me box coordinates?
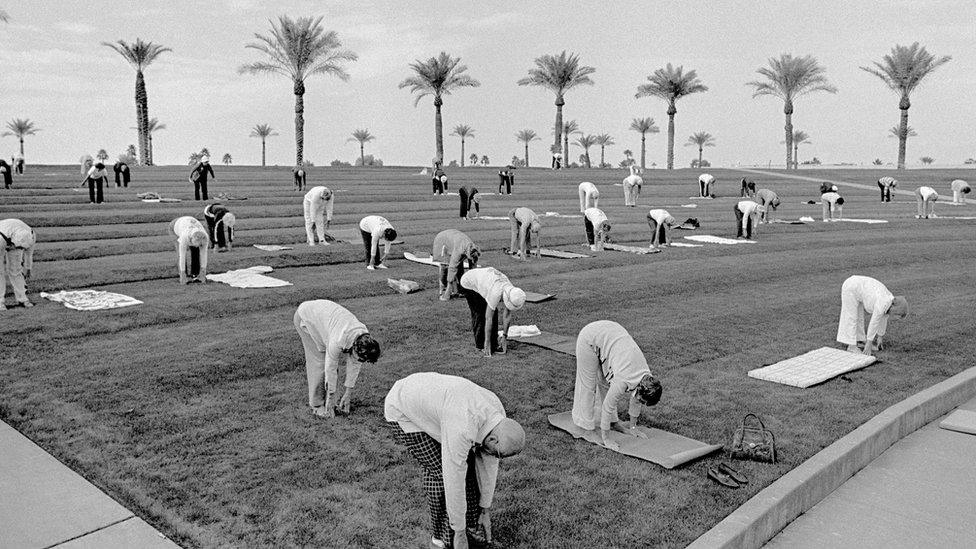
[1,164,974,548]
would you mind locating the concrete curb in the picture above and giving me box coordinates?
[687,366,976,549]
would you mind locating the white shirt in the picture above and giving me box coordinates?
[359,215,395,262]
[578,321,652,431]
[384,372,505,532]
[584,207,608,226]
[699,173,715,184]
[578,181,599,198]
[878,176,897,187]
[0,218,35,271]
[918,186,938,201]
[86,166,108,180]
[821,192,841,205]
[736,200,760,215]
[843,276,895,341]
[304,186,334,221]
[648,209,674,225]
[951,179,970,192]
[171,216,209,275]
[460,267,515,310]
[295,300,368,389]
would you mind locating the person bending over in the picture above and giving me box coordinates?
[0,160,11,189]
[878,176,897,203]
[385,372,525,549]
[950,179,970,205]
[734,200,765,239]
[294,300,380,418]
[460,267,525,357]
[573,320,663,451]
[113,160,131,188]
[739,178,756,198]
[915,186,939,219]
[170,216,210,284]
[432,229,480,301]
[293,165,307,191]
[623,166,643,207]
[303,186,334,246]
[84,162,109,204]
[821,191,844,222]
[578,181,600,212]
[583,207,611,251]
[699,173,715,197]
[1,218,36,310]
[647,208,677,248]
[203,203,233,252]
[836,275,908,356]
[432,162,448,195]
[508,207,541,260]
[755,188,780,223]
[458,186,480,219]
[360,215,397,270]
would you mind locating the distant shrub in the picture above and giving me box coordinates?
[330,159,352,167]
[355,154,383,167]
[448,160,458,167]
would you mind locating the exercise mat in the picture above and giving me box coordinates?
[748,346,877,388]
[509,331,576,356]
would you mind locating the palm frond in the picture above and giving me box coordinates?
[860,42,951,97]
[516,129,540,143]
[239,16,357,85]
[399,52,481,107]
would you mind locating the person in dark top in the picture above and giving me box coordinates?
[0,160,11,189]
[739,178,756,197]
[458,186,480,219]
[294,165,307,191]
[113,161,131,188]
[203,203,234,252]
[190,156,216,200]
[432,162,447,195]
[498,167,515,195]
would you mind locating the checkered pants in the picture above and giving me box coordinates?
[388,422,481,545]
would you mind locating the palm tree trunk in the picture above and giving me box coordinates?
[294,80,305,166]
[524,142,529,167]
[666,102,676,170]
[698,146,703,169]
[564,133,570,168]
[640,134,646,170]
[554,95,564,163]
[793,143,799,169]
[585,149,591,168]
[148,135,153,165]
[261,138,266,167]
[460,139,465,167]
[897,106,909,170]
[783,100,793,170]
[360,143,365,166]
[19,137,24,156]
[434,96,444,163]
[600,146,605,167]
[135,70,149,166]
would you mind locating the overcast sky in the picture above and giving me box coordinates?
[2,0,973,168]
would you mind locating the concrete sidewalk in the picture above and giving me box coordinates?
[0,420,180,548]
[765,396,976,548]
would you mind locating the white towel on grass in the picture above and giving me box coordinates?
[505,325,542,338]
[206,266,291,288]
[668,242,703,248]
[681,204,698,208]
[253,244,294,251]
[41,290,143,311]
[833,219,888,224]
[478,216,510,220]
[685,235,756,245]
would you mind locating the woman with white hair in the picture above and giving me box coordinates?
[915,186,939,219]
[950,179,970,205]
[837,275,908,357]
[1,218,36,310]
[623,166,643,207]
[189,156,215,201]
[734,200,765,239]
[508,207,541,260]
[578,181,600,212]
[170,216,210,284]
[460,267,526,357]
[303,186,334,246]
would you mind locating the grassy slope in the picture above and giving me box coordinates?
[1,165,974,548]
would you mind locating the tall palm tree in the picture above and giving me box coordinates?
[635,64,707,169]
[576,134,597,168]
[451,124,475,166]
[135,117,167,165]
[791,130,810,168]
[515,129,540,167]
[399,52,480,164]
[747,54,837,170]
[861,43,951,170]
[594,134,615,167]
[347,128,375,167]
[518,51,596,163]
[2,118,39,156]
[629,117,660,170]
[250,124,278,166]
[103,39,171,166]
[561,119,580,168]
[888,125,917,139]
[240,16,357,166]
[685,131,716,168]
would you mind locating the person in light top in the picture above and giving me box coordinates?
[578,181,600,212]
[203,203,234,252]
[385,372,525,549]
[950,179,970,205]
[459,267,525,357]
[878,176,897,203]
[432,229,480,302]
[821,191,844,222]
[647,209,677,249]
[734,200,765,239]
[836,275,908,356]
[623,166,643,207]
[914,186,939,219]
[294,300,381,418]
[458,186,480,219]
[83,162,109,204]
[698,173,715,197]
[583,207,611,251]
[303,186,335,246]
[508,207,541,260]
[0,218,36,310]
[572,320,663,451]
[170,216,210,284]
[359,215,397,270]
[754,189,780,223]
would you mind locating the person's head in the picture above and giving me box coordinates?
[930,192,940,202]
[889,296,909,319]
[502,286,526,311]
[94,162,105,170]
[835,197,845,206]
[528,219,541,235]
[468,246,481,266]
[223,212,236,228]
[201,156,210,164]
[352,333,381,363]
[189,229,208,247]
[321,188,333,201]
[755,205,767,216]
[634,374,663,406]
[771,198,781,209]
[382,228,397,242]
[964,187,972,195]
[481,418,525,458]
[472,193,481,204]
[598,221,612,239]
[591,189,600,200]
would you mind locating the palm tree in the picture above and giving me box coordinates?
[636,64,707,169]
[96,149,109,162]
[920,156,934,165]
[861,43,951,170]
[790,130,810,168]
[451,124,475,166]
[145,118,166,165]
[594,134,615,167]
[518,51,596,163]
[103,39,171,166]
[399,52,480,164]
[222,153,233,165]
[747,54,837,170]
[629,117,660,170]
[576,134,597,168]
[240,16,357,166]
[561,120,580,167]
[685,131,716,169]
[515,129,540,167]
[347,128,375,167]
[888,125,917,139]
[250,124,278,166]
[2,119,39,156]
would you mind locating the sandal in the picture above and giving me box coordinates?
[718,462,748,485]
[707,467,740,488]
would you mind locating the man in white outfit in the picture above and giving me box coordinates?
[303,186,334,246]
[754,189,780,223]
[698,173,715,197]
[734,200,765,239]
[821,191,844,222]
[294,300,381,418]
[647,208,677,248]
[950,179,970,205]
[836,275,908,356]
[915,186,939,219]
[359,215,397,269]
[578,182,600,212]
[1,218,36,310]
[583,207,611,251]
[385,372,525,549]
[170,216,210,284]
[460,267,525,357]
[508,207,541,260]
[623,166,643,207]
[573,320,662,451]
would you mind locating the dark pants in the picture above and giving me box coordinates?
[15,162,23,175]
[188,246,201,277]
[295,173,305,190]
[648,218,667,244]
[115,176,122,188]
[194,179,209,200]
[459,189,479,218]
[498,174,512,194]
[205,212,227,248]
[463,288,498,351]
[87,177,104,203]
[700,181,709,197]
[734,206,753,238]
[439,263,466,295]
[740,181,755,197]
[584,217,595,245]
[879,182,892,202]
[360,229,382,266]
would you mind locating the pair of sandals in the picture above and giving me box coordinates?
[707,462,748,489]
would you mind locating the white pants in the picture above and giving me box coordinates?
[2,247,28,304]
[294,311,332,407]
[836,286,879,346]
[623,182,640,206]
[822,201,841,221]
[952,189,967,204]
[303,200,325,244]
[571,340,619,430]
[916,195,935,217]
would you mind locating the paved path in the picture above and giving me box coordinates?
[0,420,180,548]
[765,396,976,549]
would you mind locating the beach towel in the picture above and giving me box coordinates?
[40,290,143,311]
[404,251,477,268]
[544,212,583,219]
[539,248,589,259]
[688,196,714,200]
[685,235,756,245]
[768,218,808,224]
[933,216,976,220]
[548,412,723,469]
[328,228,404,245]
[603,243,661,254]
[748,347,877,388]
[505,325,542,338]
[206,266,291,288]
[681,204,698,208]
[477,216,510,221]
[253,244,294,251]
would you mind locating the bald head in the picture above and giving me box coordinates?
[890,296,909,319]
[482,418,525,459]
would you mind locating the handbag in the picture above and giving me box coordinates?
[730,413,777,463]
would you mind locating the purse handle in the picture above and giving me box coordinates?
[741,413,767,431]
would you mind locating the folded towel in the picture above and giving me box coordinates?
[505,325,542,338]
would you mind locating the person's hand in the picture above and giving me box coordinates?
[198,276,207,284]
[498,335,508,354]
[603,438,620,452]
[337,389,352,415]
[479,509,492,544]
[453,530,469,549]
[874,337,884,351]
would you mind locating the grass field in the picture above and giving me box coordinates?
[2,164,974,548]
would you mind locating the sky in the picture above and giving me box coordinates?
[2,0,975,168]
